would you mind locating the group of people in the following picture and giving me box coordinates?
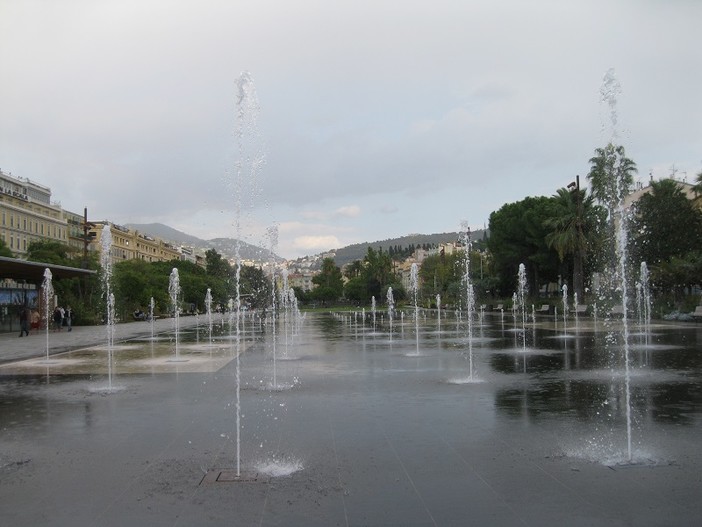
[52,305,72,332]
[18,305,72,337]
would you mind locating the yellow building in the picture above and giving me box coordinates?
[0,169,77,257]
[1,170,188,266]
[89,222,181,264]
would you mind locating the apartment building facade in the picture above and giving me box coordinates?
[0,169,77,257]
[88,222,181,265]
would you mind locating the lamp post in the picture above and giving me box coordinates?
[567,175,584,300]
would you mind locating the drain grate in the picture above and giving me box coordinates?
[200,469,268,485]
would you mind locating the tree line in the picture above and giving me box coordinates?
[2,242,272,325]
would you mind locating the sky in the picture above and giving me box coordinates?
[1,0,701,260]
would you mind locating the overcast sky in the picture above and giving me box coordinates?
[1,0,700,259]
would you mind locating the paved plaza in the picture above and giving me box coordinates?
[0,313,700,526]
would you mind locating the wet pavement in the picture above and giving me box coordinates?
[0,312,701,526]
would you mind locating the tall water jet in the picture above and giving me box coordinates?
[229,71,265,477]
[100,224,115,387]
[597,67,635,462]
[280,267,289,355]
[436,294,441,335]
[205,288,213,343]
[561,284,569,332]
[41,268,53,361]
[410,263,420,354]
[517,263,528,351]
[639,262,651,330]
[371,296,377,332]
[149,296,155,339]
[387,287,395,343]
[168,268,186,362]
[600,68,621,141]
[460,224,476,378]
[266,225,279,389]
[614,183,633,461]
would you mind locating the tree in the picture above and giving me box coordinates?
[343,276,367,304]
[342,248,399,304]
[0,238,12,257]
[26,240,77,265]
[418,251,463,305]
[488,196,561,297]
[653,252,702,299]
[692,170,702,196]
[343,260,363,280]
[113,259,161,314]
[205,249,231,279]
[311,257,344,304]
[630,179,702,266]
[237,265,272,309]
[587,143,637,217]
[361,247,394,301]
[544,185,607,299]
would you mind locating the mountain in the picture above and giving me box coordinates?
[125,223,280,262]
[331,230,486,267]
[126,222,487,266]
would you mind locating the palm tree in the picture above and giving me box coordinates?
[692,170,702,197]
[545,183,604,299]
[587,143,637,217]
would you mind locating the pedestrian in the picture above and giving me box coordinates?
[30,309,40,329]
[65,305,73,331]
[18,307,30,337]
[53,306,63,331]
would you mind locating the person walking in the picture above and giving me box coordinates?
[53,306,63,331]
[18,307,30,337]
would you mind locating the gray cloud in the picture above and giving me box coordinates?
[1,0,700,258]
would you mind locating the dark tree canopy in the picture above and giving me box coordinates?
[0,238,12,257]
[487,196,561,296]
[630,179,702,265]
[311,257,344,303]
